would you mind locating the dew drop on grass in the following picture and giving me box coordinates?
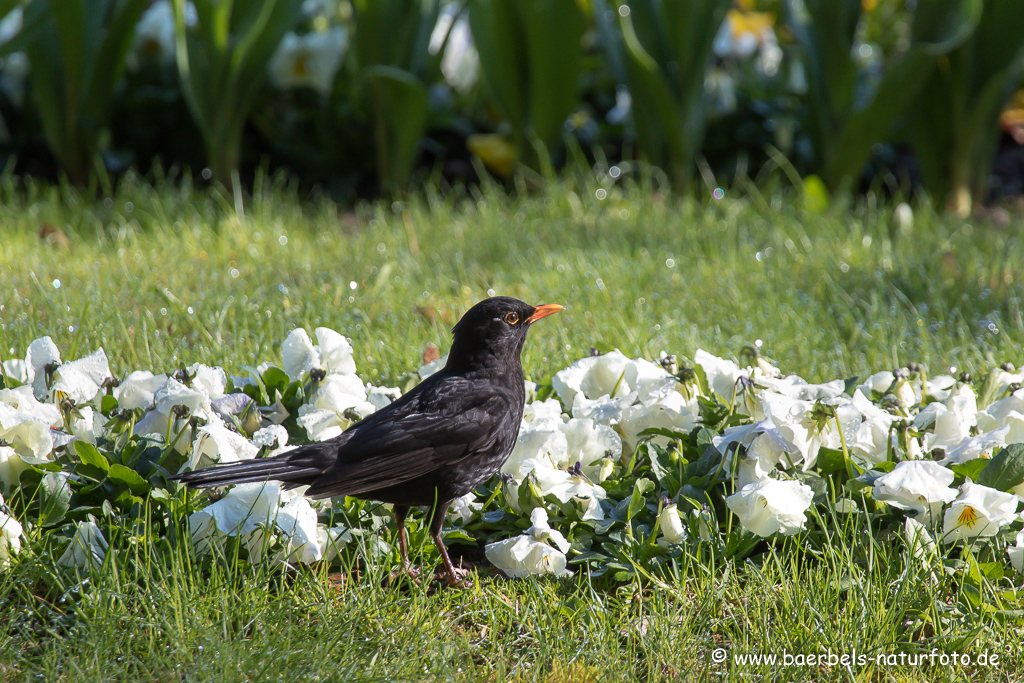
[279,235,288,246]
[665,259,675,268]
[230,268,239,278]
[52,279,60,289]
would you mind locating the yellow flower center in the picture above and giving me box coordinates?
[957,505,981,530]
[293,55,310,79]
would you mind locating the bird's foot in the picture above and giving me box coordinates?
[388,564,422,586]
[436,566,474,588]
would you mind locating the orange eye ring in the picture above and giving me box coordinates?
[504,311,519,325]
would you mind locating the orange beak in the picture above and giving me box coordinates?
[526,304,564,324]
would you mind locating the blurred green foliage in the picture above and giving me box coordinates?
[0,0,1020,210]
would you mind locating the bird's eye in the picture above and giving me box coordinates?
[504,311,519,325]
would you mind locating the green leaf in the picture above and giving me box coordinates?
[74,441,109,472]
[952,458,989,483]
[39,472,73,527]
[627,477,655,521]
[977,444,1024,491]
[108,464,150,495]
[262,366,291,395]
[363,66,430,192]
[815,446,847,476]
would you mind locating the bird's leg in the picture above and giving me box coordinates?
[428,499,473,588]
[390,505,421,583]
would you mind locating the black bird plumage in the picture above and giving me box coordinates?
[172,296,562,585]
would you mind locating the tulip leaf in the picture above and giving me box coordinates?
[39,472,73,527]
[977,444,1024,492]
[363,66,430,192]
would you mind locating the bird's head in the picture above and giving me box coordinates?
[447,296,563,373]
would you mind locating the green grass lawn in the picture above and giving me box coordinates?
[1,173,1023,681]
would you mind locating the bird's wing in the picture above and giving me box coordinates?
[302,377,513,499]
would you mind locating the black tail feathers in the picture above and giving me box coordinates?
[170,442,333,490]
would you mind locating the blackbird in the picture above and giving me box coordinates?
[172,297,562,586]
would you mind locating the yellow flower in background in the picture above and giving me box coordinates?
[726,8,775,44]
[1000,90,1024,145]
[467,134,517,179]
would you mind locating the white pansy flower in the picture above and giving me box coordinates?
[448,491,482,525]
[252,424,289,452]
[128,0,175,69]
[316,327,357,375]
[484,508,572,578]
[659,503,686,544]
[856,371,895,398]
[114,371,167,410]
[1009,529,1024,574]
[2,358,28,384]
[570,391,634,425]
[524,398,563,423]
[438,10,479,94]
[505,457,606,520]
[943,426,1009,465]
[1,385,62,425]
[0,493,23,568]
[562,418,621,478]
[977,392,1024,433]
[941,481,1020,543]
[366,385,401,411]
[26,336,61,398]
[268,28,347,96]
[0,402,56,462]
[187,422,260,470]
[848,391,898,463]
[134,376,218,452]
[188,363,227,400]
[68,405,104,445]
[924,375,957,402]
[694,349,747,405]
[282,328,320,381]
[915,383,977,453]
[0,446,31,493]
[270,497,323,565]
[502,413,567,476]
[189,482,281,552]
[872,460,958,522]
[552,351,632,406]
[297,373,376,441]
[49,348,111,404]
[58,520,108,570]
[726,477,814,537]
[760,375,845,402]
[715,418,794,486]
[618,390,699,453]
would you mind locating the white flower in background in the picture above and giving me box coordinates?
[268,28,347,96]
[58,520,108,570]
[977,392,1024,436]
[760,375,845,402]
[914,384,977,453]
[114,371,167,410]
[186,422,260,470]
[297,372,376,441]
[1,358,28,384]
[134,376,218,452]
[872,460,958,522]
[1,385,63,425]
[705,68,737,116]
[943,426,1009,465]
[1009,529,1024,574]
[726,476,814,537]
[903,517,937,570]
[50,348,112,404]
[503,408,566,476]
[417,354,447,379]
[484,508,572,578]
[0,493,23,568]
[68,405,105,445]
[316,328,357,375]
[266,497,324,565]
[524,398,563,423]
[941,481,1019,543]
[430,5,479,94]
[892,377,918,410]
[128,0,175,69]
[570,391,634,425]
[989,366,1024,400]
[759,392,853,471]
[552,351,632,406]
[0,7,28,106]
[659,503,686,545]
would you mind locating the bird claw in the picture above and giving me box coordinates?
[388,564,422,586]
[437,566,474,588]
